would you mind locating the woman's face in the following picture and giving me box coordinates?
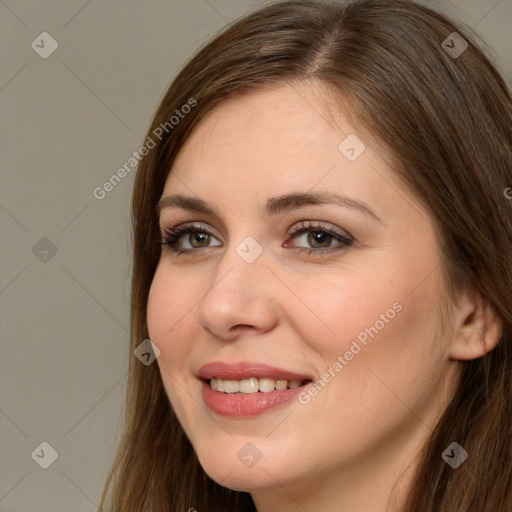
[147,82,459,506]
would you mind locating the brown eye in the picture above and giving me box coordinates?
[286,221,353,256]
[160,223,222,252]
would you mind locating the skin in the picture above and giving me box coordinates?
[146,82,501,512]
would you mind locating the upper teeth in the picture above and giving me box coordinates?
[209,377,305,393]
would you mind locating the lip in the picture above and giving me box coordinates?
[197,360,313,382]
[198,361,313,417]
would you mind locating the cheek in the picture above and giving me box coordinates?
[147,268,197,417]
[146,269,168,343]
[147,266,194,368]
[320,273,447,421]
[290,271,406,360]
[292,265,445,402]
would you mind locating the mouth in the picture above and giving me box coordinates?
[198,361,314,417]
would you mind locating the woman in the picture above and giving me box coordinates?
[99,1,512,510]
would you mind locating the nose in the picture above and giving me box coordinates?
[196,242,279,341]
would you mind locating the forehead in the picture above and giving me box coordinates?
[160,82,418,227]
[181,85,334,162]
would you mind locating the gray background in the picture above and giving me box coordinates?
[0,1,510,511]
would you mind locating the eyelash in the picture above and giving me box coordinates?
[159,221,353,257]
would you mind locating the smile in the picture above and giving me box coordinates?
[198,361,313,417]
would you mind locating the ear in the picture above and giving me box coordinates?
[449,288,503,361]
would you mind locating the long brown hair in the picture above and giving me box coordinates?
[99,1,512,510]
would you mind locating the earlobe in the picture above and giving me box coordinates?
[449,289,503,361]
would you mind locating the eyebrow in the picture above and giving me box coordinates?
[156,191,384,225]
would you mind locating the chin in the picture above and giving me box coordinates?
[195,444,290,492]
